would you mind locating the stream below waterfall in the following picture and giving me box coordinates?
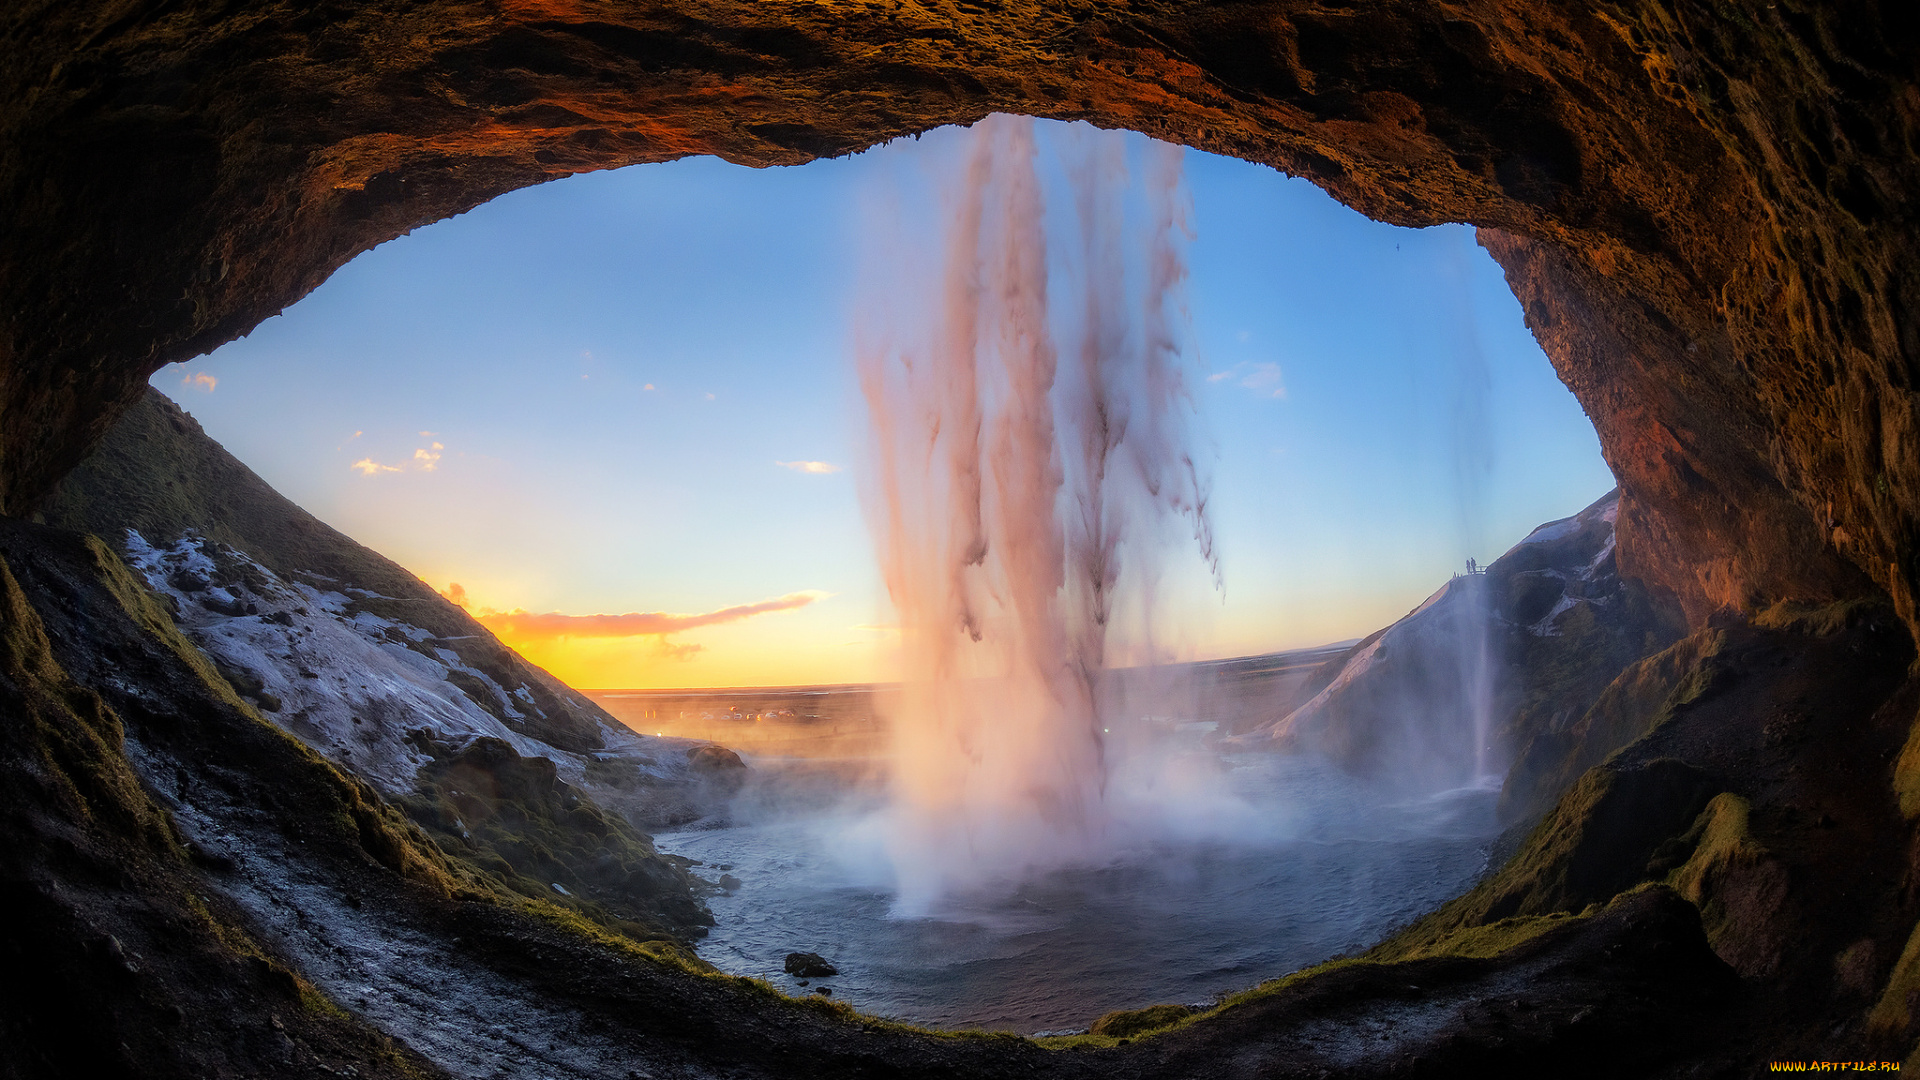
[654,750,1502,1033]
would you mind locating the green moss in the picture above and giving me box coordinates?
[1370,910,1587,964]
[517,904,1001,1037]
[0,554,178,850]
[396,737,710,942]
[521,899,719,974]
[1664,793,1753,892]
[21,517,483,899]
[80,533,247,705]
[1088,1002,1197,1040]
[1661,793,1767,958]
[1034,750,1715,1053]
[1035,956,1374,1049]
[1502,627,1727,821]
[1038,884,1653,1050]
[1751,597,1889,637]
[1384,757,1717,955]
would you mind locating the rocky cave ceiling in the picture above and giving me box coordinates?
[2,0,1917,634]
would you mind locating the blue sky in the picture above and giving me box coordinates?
[157,119,1615,687]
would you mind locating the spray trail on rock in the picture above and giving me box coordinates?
[858,116,1215,912]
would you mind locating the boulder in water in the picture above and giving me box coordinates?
[783,952,837,978]
[686,744,746,774]
[686,744,748,795]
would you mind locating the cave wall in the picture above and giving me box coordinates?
[2,0,1916,631]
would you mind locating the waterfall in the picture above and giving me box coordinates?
[856,116,1215,911]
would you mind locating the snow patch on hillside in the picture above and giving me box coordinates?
[121,531,701,800]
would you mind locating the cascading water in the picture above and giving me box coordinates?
[857,116,1217,913]
[646,118,1511,1026]
[1450,572,1499,785]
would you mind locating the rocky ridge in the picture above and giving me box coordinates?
[1249,490,1687,812]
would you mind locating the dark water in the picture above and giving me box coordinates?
[656,752,1501,1033]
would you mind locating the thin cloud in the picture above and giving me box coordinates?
[777,460,842,475]
[414,441,444,471]
[351,458,401,476]
[181,372,218,392]
[1212,361,1287,399]
[476,590,831,639]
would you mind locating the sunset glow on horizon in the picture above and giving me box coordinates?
[441,582,861,688]
[158,121,1618,691]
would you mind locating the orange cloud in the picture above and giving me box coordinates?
[351,458,401,475]
[777,460,842,474]
[442,584,838,685]
[414,441,444,471]
[181,372,218,392]
[477,590,829,639]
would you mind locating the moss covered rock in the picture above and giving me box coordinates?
[399,736,712,942]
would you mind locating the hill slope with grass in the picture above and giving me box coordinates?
[35,388,740,938]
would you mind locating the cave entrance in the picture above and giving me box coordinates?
[165,118,1611,692]
[149,116,1615,1031]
